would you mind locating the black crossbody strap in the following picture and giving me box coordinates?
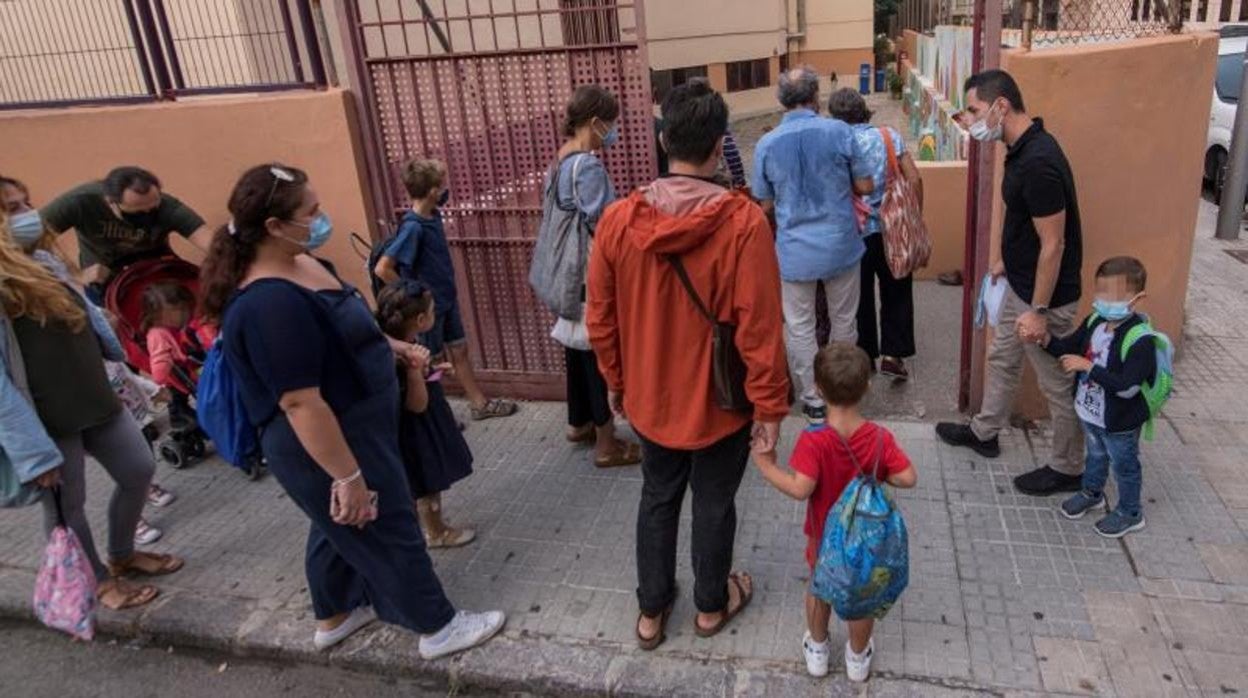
[666,255,714,325]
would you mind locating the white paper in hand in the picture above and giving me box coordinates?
[975,274,1008,328]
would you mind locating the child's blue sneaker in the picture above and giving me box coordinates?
[1060,490,1106,520]
[1094,511,1146,539]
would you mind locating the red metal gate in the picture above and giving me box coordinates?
[343,1,654,399]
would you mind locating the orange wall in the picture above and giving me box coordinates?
[983,33,1217,419]
[0,89,377,293]
[914,161,968,281]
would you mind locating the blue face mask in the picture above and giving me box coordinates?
[289,212,333,251]
[1092,297,1136,322]
[437,189,450,207]
[596,121,619,150]
[8,209,43,246]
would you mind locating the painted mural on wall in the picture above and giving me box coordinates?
[904,27,969,162]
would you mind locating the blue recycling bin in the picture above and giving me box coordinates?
[859,63,871,94]
[875,68,886,93]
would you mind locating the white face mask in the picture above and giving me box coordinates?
[968,101,1003,143]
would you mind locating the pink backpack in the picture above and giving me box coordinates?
[33,489,97,640]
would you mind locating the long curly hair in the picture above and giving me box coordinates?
[199,163,308,321]
[0,212,86,332]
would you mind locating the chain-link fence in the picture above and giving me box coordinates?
[1006,0,1183,47]
[898,1,1185,47]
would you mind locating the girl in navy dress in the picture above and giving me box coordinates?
[375,279,476,548]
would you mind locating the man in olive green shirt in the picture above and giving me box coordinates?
[41,166,214,297]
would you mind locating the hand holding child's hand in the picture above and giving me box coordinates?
[751,446,778,470]
[750,420,780,455]
[1060,355,1093,374]
[403,344,431,374]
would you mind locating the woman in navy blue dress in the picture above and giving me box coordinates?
[374,279,476,548]
[198,163,503,659]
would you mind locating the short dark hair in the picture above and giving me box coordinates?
[814,342,872,407]
[661,78,728,165]
[103,166,161,201]
[827,87,873,125]
[964,69,1025,112]
[562,85,620,137]
[401,159,445,200]
[1096,256,1148,293]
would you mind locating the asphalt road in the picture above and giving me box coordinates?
[0,620,486,698]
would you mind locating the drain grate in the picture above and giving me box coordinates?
[1225,248,1248,265]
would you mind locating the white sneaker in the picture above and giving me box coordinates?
[313,605,377,651]
[418,610,506,660]
[845,638,874,683]
[134,519,162,546]
[802,631,829,677]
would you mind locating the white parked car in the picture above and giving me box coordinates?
[1206,35,1246,198]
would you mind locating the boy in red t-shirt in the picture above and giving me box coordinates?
[753,343,916,682]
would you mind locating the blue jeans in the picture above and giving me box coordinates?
[1081,421,1143,517]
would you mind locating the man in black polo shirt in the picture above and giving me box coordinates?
[937,70,1085,496]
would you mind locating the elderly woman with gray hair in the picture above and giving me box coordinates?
[827,88,924,380]
[751,66,875,424]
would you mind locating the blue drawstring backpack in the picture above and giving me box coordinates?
[811,429,909,620]
[196,338,258,472]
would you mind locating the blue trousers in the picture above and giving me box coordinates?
[1081,421,1143,518]
[263,388,457,634]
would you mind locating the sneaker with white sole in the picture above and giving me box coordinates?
[845,639,874,683]
[802,631,829,677]
[146,483,177,508]
[313,605,377,651]
[418,610,506,660]
[134,519,162,546]
[1094,510,1146,539]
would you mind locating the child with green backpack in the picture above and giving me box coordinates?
[1042,256,1173,538]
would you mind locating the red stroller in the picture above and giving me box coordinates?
[104,257,210,469]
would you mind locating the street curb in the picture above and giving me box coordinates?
[0,564,999,696]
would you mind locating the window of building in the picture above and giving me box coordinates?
[558,0,620,46]
[650,65,709,102]
[726,58,770,93]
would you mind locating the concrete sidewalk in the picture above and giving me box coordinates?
[1,201,1246,696]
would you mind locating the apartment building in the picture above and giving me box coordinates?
[645,0,874,114]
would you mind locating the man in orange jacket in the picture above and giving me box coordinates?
[587,80,790,650]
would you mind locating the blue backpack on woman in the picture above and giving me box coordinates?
[197,338,261,477]
[811,430,909,620]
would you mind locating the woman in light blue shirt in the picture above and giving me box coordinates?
[828,88,925,380]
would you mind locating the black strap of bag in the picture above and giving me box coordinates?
[51,485,67,527]
[666,255,751,412]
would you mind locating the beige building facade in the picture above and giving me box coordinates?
[645,0,874,114]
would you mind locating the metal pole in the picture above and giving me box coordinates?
[1216,52,1248,240]
[133,0,176,96]
[1021,0,1035,49]
[959,0,1003,412]
[296,0,328,86]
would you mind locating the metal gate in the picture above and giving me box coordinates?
[343,0,654,399]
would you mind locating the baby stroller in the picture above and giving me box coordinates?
[103,257,213,471]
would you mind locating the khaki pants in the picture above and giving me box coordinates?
[782,263,860,408]
[970,287,1084,476]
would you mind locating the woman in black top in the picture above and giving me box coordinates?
[199,164,503,658]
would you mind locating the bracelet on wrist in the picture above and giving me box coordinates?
[333,470,362,488]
